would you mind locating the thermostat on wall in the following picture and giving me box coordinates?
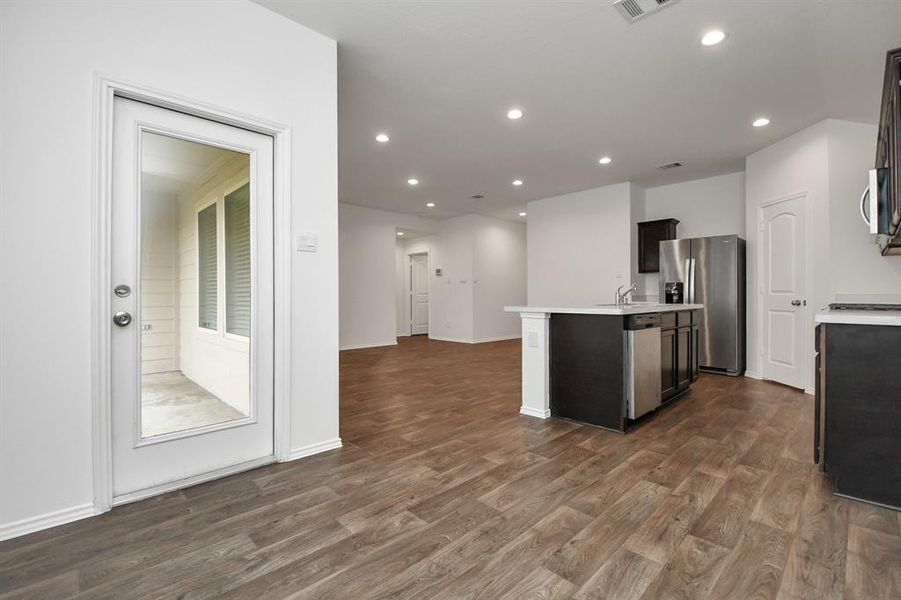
[434,267,443,277]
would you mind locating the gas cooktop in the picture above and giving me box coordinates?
[828,303,901,311]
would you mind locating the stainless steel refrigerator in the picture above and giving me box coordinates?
[659,235,746,376]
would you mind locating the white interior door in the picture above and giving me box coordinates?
[761,195,807,389]
[410,253,429,335]
[111,97,274,503]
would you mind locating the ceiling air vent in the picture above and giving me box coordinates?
[469,194,485,199]
[613,0,679,23]
[658,161,683,170]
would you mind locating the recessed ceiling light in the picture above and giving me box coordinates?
[518,212,527,217]
[375,133,390,143]
[507,108,523,120]
[397,231,405,236]
[598,156,612,165]
[407,178,419,186]
[512,179,523,186]
[426,202,435,208]
[701,30,726,46]
[752,117,770,128]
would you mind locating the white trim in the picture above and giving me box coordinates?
[0,503,97,542]
[520,406,551,419]
[112,456,276,507]
[428,334,521,344]
[289,438,343,460]
[744,370,763,380]
[340,340,398,351]
[92,74,294,515]
[804,387,815,396]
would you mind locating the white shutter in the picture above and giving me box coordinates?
[225,183,251,337]
[197,203,218,330]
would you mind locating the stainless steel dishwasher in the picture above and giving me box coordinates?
[624,314,662,419]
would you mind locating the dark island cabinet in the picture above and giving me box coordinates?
[637,218,679,273]
[815,323,901,509]
[661,309,700,401]
[661,328,677,399]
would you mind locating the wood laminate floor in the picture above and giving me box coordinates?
[1,335,899,599]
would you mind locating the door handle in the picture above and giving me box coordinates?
[113,311,133,327]
[791,300,802,306]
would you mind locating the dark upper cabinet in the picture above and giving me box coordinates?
[637,219,679,273]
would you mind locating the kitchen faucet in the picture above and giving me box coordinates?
[615,282,639,306]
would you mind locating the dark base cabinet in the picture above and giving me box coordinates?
[661,310,700,402]
[816,323,901,509]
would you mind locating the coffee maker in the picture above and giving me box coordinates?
[664,281,684,304]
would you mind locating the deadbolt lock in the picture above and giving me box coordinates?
[114,284,131,298]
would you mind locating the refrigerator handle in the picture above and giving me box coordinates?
[688,259,696,304]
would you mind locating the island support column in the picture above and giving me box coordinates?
[519,312,551,418]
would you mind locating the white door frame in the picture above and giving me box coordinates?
[756,191,813,393]
[408,251,430,335]
[92,75,293,513]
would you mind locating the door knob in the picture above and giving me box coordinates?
[791,300,802,306]
[112,311,132,327]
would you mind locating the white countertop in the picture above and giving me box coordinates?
[504,303,704,316]
[815,309,901,326]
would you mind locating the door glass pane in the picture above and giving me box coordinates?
[140,131,251,438]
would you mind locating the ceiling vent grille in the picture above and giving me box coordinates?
[613,0,679,23]
[658,161,683,170]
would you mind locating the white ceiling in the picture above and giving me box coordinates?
[257,0,901,221]
[141,132,244,195]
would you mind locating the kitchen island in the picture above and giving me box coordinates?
[505,304,703,432]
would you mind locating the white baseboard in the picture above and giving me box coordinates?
[289,438,343,461]
[744,371,762,380]
[429,334,521,344]
[396,332,410,338]
[0,502,97,541]
[474,334,522,343]
[339,340,398,351]
[804,387,815,396]
[520,406,551,419]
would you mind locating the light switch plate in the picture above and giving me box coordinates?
[297,231,318,252]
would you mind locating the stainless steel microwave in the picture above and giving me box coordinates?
[861,167,900,254]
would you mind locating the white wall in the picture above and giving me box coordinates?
[339,203,438,349]
[745,118,897,389]
[395,239,408,336]
[825,119,901,297]
[0,0,337,536]
[141,191,178,375]
[472,217,528,341]
[527,182,635,306]
[639,171,747,298]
